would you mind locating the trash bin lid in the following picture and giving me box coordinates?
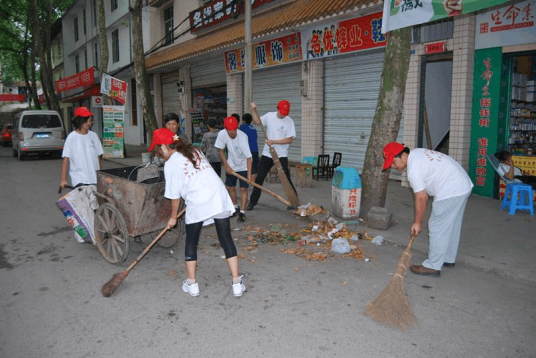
[332,166,361,189]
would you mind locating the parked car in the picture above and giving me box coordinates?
[12,110,66,160]
[1,122,12,146]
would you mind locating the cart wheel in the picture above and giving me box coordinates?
[95,203,130,265]
[157,216,185,248]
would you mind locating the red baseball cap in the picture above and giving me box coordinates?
[224,116,238,130]
[277,100,290,116]
[382,142,405,170]
[74,107,93,118]
[148,128,179,152]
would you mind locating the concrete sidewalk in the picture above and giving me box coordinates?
[104,144,536,285]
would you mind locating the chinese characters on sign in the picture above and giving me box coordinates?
[189,0,273,33]
[347,188,359,216]
[55,67,95,93]
[476,0,535,50]
[0,94,25,102]
[301,12,386,60]
[424,41,447,54]
[102,105,125,159]
[225,33,302,74]
[101,74,128,104]
[474,57,494,188]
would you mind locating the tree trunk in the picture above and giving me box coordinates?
[44,0,60,113]
[97,0,112,106]
[130,0,158,145]
[29,25,41,110]
[31,0,55,110]
[360,28,411,218]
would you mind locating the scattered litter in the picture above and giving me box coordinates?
[294,203,327,218]
[170,250,174,254]
[365,258,370,262]
[350,234,359,242]
[371,235,384,245]
[331,238,351,254]
[327,217,338,225]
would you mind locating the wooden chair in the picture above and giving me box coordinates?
[329,152,342,178]
[313,154,330,180]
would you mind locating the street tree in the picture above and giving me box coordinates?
[360,27,411,218]
[130,0,158,144]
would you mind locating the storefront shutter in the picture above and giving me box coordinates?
[161,71,181,121]
[191,54,227,88]
[252,63,302,162]
[324,49,403,176]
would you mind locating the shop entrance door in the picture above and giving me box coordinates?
[420,55,453,153]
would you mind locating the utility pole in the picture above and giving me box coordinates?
[244,0,252,111]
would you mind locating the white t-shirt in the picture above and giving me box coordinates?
[214,129,252,172]
[62,131,104,186]
[498,163,523,182]
[260,111,296,158]
[407,149,473,201]
[164,151,234,225]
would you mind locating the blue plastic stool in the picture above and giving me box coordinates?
[501,183,534,215]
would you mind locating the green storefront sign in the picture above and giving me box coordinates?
[469,47,506,197]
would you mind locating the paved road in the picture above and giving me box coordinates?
[0,145,535,357]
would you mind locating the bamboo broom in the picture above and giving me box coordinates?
[231,171,292,207]
[101,208,186,297]
[251,104,300,208]
[364,234,417,330]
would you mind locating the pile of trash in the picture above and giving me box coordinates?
[293,203,328,220]
[243,217,383,262]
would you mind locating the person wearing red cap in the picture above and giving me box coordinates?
[382,142,473,277]
[215,116,252,223]
[149,128,246,298]
[246,100,297,211]
[60,107,103,190]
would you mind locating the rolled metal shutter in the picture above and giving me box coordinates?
[191,54,227,88]
[324,50,404,174]
[161,71,181,121]
[252,63,302,162]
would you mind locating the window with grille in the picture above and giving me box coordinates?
[164,6,174,46]
[111,0,118,11]
[412,18,454,44]
[112,29,119,63]
[83,9,86,35]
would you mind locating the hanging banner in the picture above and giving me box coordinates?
[101,73,128,104]
[469,48,504,197]
[0,94,25,102]
[382,0,511,34]
[301,12,386,61]
[475,0,536,50]
[224,33,302,74]
[102,105,125,159]
[55,67,95,92]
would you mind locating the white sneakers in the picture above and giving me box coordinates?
[232,275,246,297]
[182,279,200,297]
[182,276,246,297]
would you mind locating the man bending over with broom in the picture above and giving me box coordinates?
[382,143,473,277]
[246,100,298,211]
[150,128,246,298]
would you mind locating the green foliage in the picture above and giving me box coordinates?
[0,0,75,85]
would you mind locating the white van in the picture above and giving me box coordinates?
[12,110,66,160]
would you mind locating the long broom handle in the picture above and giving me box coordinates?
[124,208,186,273]
[231,171,292,207]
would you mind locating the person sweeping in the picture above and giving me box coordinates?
[149,128,246,298]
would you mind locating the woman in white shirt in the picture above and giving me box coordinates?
[148,128,246,298]
[495,151,536,189]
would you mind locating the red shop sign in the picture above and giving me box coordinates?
[55,67,95,93]
[425,41,447,54]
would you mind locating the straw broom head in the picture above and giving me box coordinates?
[101,271,128,297]
[364,236,417,330]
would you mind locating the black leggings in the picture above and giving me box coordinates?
[184,217,237,261]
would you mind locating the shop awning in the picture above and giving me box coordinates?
[146,0,380,71]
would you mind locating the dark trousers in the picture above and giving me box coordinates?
[249,155,297,204]
[210,161,222,178]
